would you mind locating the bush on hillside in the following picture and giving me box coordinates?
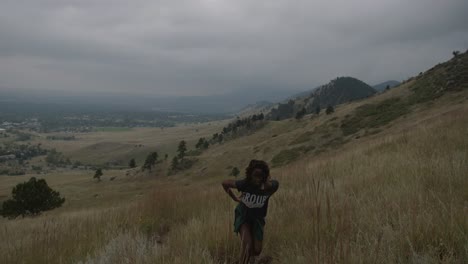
[0,177,65,219]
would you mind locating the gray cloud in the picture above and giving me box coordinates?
[1,0,467,96]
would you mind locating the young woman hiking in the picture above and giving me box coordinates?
[222,160,279,264]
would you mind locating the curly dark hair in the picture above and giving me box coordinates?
[244,159,270,185]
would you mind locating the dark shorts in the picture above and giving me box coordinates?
[234,203,266,241]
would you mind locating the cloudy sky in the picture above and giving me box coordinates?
[1,0,467,97]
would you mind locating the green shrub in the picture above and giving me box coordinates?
[1,177,65,219]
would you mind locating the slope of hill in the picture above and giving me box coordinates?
[267,77,377,120]
[373,80,401,91]
[1,51,467,263]
[236,100,274,118]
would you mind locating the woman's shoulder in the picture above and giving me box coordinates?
[235,179,247,191]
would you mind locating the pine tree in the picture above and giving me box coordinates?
[94,168,103,182]
[142,152,158,171]
[171,157,179,170]
[177,140,187,159]
[1,177,65,218]
[315,106,321,115]
[129,158,136,168]
[195,138,205,149]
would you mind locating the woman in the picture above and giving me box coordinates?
[222,160,279,264]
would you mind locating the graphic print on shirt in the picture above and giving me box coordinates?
[241,192,269,208]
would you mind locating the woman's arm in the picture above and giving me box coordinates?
[264,178,279,193]
[222,179,241,202]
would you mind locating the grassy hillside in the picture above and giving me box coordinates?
[1,52,467,263]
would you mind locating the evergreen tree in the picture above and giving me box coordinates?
[326,105,335,115]
[195,138,205,149]
[94,168,103,181]
[295,107,306,119]
[315,106,321,115]
[171,157,179,170]
[129,158,136,168]
[142,152,158,171]
[203,141,209,149]
[177,140,187,159]
[258,113,264,120]
[1,177,65,218]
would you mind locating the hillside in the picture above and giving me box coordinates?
[1,51,467,263]
[267,77,377,120]
[373,80,401,91]
[236,101,274,118]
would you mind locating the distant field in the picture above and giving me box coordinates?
[27,120,230,166]
[94,127,133,132]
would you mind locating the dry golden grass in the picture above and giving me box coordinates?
[1,98,467,263]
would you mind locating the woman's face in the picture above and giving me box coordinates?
[251,169,264,186]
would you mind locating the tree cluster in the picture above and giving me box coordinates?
[195,138,210,149]
[129,158,136,168]
[0,143,47,161]
[295,107,307,119]
[218,113,265,142]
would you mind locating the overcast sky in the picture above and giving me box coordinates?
[1,0,467,97]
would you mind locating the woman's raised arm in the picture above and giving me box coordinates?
[222,179,241,202]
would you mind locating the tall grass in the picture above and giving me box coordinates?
[1,109,467,263]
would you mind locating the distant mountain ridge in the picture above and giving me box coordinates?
[373,80,401,91]
[267,77,377,120]
[0,87,299,115]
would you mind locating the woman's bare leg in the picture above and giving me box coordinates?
[253,239,263,257]
[239,223,253,264]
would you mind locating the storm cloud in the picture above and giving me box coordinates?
[1,0,467,96]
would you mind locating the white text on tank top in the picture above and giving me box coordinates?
[241,192,269,208]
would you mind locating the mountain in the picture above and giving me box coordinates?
[284,85,321,100]
[372,80,401,91]
[267,77,377,120]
